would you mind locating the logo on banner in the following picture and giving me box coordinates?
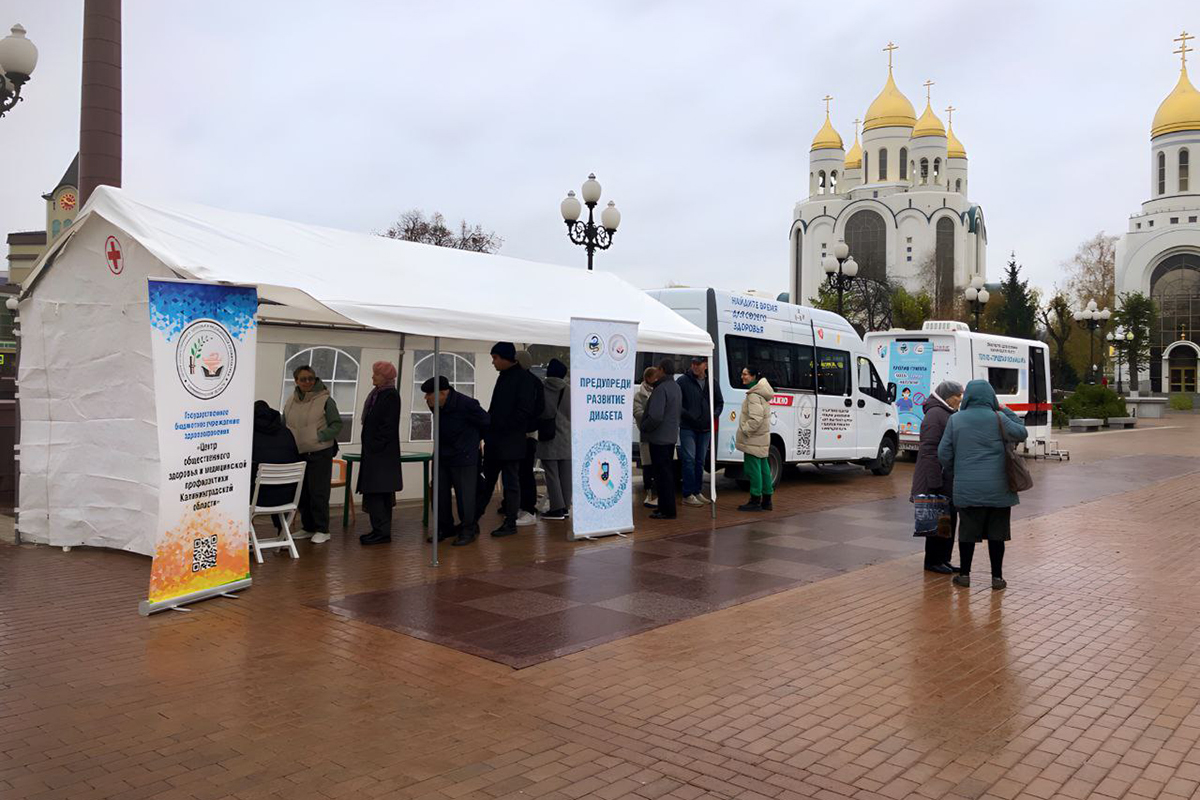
[608,333,629,361]
[176,319,237,400]
[105,235,124,275]
[584,333,604,358]
[579,440,629,509]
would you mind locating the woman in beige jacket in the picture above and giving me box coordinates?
[735,366,774,512]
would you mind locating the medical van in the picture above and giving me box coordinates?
[864,322,1052,453]
[640,288,900,488]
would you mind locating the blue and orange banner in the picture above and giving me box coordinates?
[141,279,258,615]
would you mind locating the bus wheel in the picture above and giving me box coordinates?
[870,437,897,476]
[768,442,784,488]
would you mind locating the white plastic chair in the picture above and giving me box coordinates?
[249,462,307,564]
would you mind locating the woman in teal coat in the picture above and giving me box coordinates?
[938,379,1027,589]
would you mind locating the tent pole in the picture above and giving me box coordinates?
[709,345,717,520]
[431,337,441,567]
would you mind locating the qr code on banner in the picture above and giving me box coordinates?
[192,534,218,573]
[797,425,812,459]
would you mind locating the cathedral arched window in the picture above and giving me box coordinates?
[1158,151,1166,195]
[1150,253,1200,390]
[899,148,908,180]
[934,217,956,314]
[877,148,888,181]
[919,158,929,183]
[793,227,803,301]
[863,152,869,180]
[1180,149,1190,193]
[818,170,827,195]
[810,172,815,195]
[933,158,942,183]
[843,210,887,283]
[955,178,962,193]
[830,170,838,192]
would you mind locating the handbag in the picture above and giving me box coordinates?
[537,386,566,442]
[913,494,949,536]
[996,412,1033,493]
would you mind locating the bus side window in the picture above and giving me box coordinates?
[817,348,850,396]
[857,356,886,401]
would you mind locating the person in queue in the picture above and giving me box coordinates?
[537,358,572,520]
[910,380,963,574]
[357,361,402,545]
[513,349,542,526]
[251,400,301,532]
[677,356,724,507]
[735,365,775,512]
[640,359,682,520]
[422,375,489,547]
[283,365,343,544]
[633,366,661,508]
[938,379,1028,590]
[477,342,539,537]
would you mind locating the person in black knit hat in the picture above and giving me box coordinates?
[476,342,539,537]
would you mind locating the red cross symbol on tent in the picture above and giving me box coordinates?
[105,236,123,275]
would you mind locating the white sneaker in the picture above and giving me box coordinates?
[310,532,331,544]
[682,494,705,507]
[516,511,537,527]
[697,493,714,504]
[643,492,658,508]
[292,529,313,540]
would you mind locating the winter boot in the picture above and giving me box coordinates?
[760,495,773,511]
[737,495,763,512]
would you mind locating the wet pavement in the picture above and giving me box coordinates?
[3,415,1200,800]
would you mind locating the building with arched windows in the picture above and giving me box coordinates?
[790,47,987,310]
[1115,34,1200,394]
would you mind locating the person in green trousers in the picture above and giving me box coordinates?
[736,366,775,512]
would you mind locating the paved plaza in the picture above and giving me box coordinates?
[4,416,1200,800]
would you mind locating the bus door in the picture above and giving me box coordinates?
[1026,345,1050,429]
[856,355,892,458]
[814,346,855,459]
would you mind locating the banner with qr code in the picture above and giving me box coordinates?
[569,317,638,541]
[140,280,258,615]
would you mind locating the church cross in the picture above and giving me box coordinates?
[1175,31,1194,68]
[945,105,956,126]
[822,94,833,115]
[883,41,898,70]
[853,117,861,137]
[923,80,934,103]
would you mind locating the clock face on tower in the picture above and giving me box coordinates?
[59,192,77,212]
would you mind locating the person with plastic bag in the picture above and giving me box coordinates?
[938,379,1028,590]
[910,381,963,574]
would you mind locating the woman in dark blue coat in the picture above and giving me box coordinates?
[938,379,1028,589]
[358,361,402,545]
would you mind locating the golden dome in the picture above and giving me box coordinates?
[810,112,844,151]
[863,69,916,132]
[947,122,967,159]
[844,128,862,169]
[912,101,945,138]
[1152,65,1200,138]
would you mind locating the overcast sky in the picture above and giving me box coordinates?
[2,1,1197,297]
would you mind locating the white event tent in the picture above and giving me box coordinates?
[16,187,714,556]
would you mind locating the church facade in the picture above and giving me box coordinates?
[1115,33,1200,394]
[789,45,987,310]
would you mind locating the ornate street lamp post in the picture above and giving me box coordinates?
[964,275,990,332]
[1073,299,1111,384]
[0,23,38,119]
[560,173,621,270]
[1106,328,1135,394]
[821,241,858,317]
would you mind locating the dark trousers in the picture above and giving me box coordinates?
[298,448,335,533]
[519,438,538,514]
[438,462,479,535]
[362,492,395,537]
[648,443,677,518]
[478,456,521,528]
[959,540,1005,577]
[923,507,957,567]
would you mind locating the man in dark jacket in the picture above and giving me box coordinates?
[358,361,402,545]
[477,342,539,537]
[423,375,490,546]
[676,356,724,507]
[251,401,302,531]
[641,359,683,520]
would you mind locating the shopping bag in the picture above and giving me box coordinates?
[913,494,949,536]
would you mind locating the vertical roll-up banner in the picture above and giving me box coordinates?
[140,279,258,615]
[570,317,638,540]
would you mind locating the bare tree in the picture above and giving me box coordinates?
[1063,232,1116,309]
[914,252,955,319]
[380,209,503,253]
[1038,291,1076,388]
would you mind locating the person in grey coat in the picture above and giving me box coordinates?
[632,366,660,508]
[640,359,682,520]
[938,379,1028,590]
[538,358,572,520]
[910,381,963,575]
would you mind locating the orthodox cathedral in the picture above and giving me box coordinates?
[1115,32,1200,394]
[789,44,987,309]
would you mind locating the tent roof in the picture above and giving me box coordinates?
[26,186,713,354]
